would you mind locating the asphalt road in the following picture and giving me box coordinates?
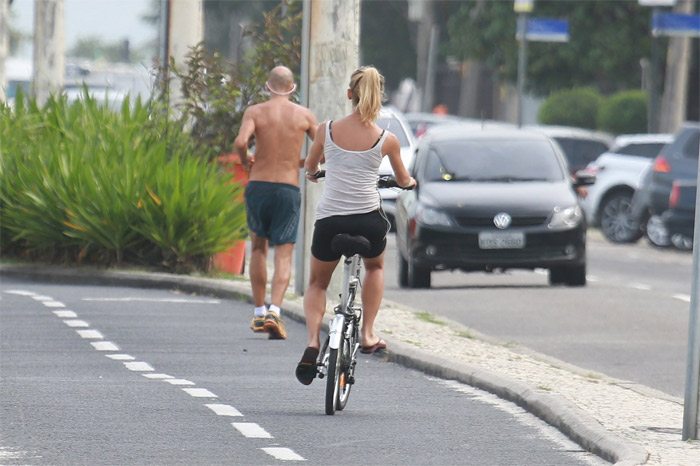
[0,278,609,466]
[383,231,694,398]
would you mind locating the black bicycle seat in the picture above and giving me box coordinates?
[331,234,371,258]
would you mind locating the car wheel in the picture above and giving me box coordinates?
[564,265,586,287]
[599,192,643,243]
[407,262,431,289]
[397,253,409,288]
[548,267,566,285]
[671,233,694,251]
[645,215,671,248]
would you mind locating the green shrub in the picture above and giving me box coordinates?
[597,90,648,135]
[538,88,604,130]
[0,89,247,271]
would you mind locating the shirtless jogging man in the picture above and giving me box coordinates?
[234,65,318,340]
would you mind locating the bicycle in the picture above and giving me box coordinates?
[310,172,409,415]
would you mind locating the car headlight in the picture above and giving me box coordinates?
[416,205,453,227]
[548,205,582,230]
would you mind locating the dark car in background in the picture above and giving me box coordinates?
[525,125,614,175]
[630,122,700,248]
[394,126,594,288]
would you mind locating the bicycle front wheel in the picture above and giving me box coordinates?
[325,338,352,415]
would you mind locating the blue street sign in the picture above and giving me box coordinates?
[653,12,700,37]
[517,18,570,42]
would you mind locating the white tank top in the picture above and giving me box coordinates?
[315,121,388,220]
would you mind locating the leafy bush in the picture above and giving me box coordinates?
[597,90,648,135]
[538,88,604,130]
[0,89,247,272]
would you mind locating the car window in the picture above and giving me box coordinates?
[424,139,565,182]
[553,137,608,172]
[615,143,666,158]
[682,131,700,159]
[377,117,411,147]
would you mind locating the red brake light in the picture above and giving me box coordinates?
[670,182,680,208]
[653,156,671,173]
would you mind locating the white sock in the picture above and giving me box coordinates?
[254,305,267,317]
[268,304,281,317]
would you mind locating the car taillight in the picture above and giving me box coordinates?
[653,156,671,173]
[670,182,680,208]
[409,218,417,239]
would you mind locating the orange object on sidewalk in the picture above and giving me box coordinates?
[213,154,249,275]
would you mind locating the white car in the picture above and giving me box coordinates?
[376,106,418,226]
[580,133,673,243]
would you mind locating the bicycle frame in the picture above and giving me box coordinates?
[329,253,362,350]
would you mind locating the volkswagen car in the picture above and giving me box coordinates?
[394,126,594,288]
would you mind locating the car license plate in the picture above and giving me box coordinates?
[478,232,525,249]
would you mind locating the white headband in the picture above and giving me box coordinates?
[266,81,297,96]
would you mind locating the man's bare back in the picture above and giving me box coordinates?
[241,100,316,186]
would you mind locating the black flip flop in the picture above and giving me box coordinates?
[360,340,387,354]
[295,347,319,385]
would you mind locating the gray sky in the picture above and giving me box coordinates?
[10,0,157,56]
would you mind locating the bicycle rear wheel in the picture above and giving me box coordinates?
[325,335,352,415]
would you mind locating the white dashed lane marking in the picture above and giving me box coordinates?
[124,362,154,372]
[106,354,135,361]
[231,423,273,439]
[63,319,89,327]
[5,290,36,296]
[42,301,66,307]
[76,329,104,339]
[182,388,218,398]
[91,341,119,351]
[30,295,53,301]
[674,294,691,303]
[205,404,243,417]
[142,373,174,379]
[164,379,196,386]
[53,310,78,318]
[82,297,221,304]
[262,447,306,461]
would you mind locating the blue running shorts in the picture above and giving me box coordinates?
[244,181,301,246]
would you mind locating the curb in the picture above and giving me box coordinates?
[1,263,649,465]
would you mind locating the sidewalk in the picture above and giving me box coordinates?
[2,261,699,466]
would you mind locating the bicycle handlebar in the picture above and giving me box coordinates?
[307,169,414,190]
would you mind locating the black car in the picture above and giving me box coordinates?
[629,122,700,247]
[394,126,595,288]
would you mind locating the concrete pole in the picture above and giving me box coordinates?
[167,0,203,110]
[33,0,64,105]
[0,0,8,102]
[296,0,359,297]
[659,0,694,133]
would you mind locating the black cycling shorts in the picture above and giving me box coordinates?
[311,209,390,262]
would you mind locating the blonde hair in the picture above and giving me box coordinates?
[349,66,385,125]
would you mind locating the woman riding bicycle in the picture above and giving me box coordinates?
[296,66,416,385]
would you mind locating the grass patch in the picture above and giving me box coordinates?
[537,385,552,391]
[381,330,394,335]
[415,312,447,326]
[455,330,475,339]
[403,339,422,347]
[585,373,602,380]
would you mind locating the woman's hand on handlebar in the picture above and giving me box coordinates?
[401,177,417,190]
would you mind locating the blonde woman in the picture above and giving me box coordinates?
[296,66,416,385]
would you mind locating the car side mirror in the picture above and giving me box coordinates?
[573,170,596,187]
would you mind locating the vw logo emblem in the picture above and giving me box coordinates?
[493,212,512,229]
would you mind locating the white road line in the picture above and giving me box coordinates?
[182,388,217,398]
[91,341,119,351]
[630,283,652,291]
[76,329,104,339]
[587,275,599,282]
[42,301,65,307]
[142,373,174,379]
[163,379,196,386]
[4,290,36,296]
[674,294,691,303]
[82,297,221,304]
[106,354,135,361]
[261,447,306,461]
[63,319,89,328]
[124,362,154,372]
[231,423,272,439]
[53,310,77,318]
[205,404,243,417]
[31,295,53,301]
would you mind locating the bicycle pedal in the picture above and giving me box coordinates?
[318,373,325,379]
[347,376,355,384]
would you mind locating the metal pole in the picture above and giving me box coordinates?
[0,0,8,102]
[648,8,660,133]
[33,0,65,105]
[295,0,311,296]
[516,13,528,127]
[682,144,700,440]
